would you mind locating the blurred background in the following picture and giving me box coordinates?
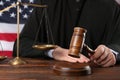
[0,0,37,57]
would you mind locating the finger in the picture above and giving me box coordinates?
[77,54,90,63]
[99,53,116,67]
[101,59,115,67]
[62,55,78,63]
[96,48,109,63]
[98,55,111,66]
[91,45,105,60]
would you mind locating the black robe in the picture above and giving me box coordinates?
[13,0,120,63]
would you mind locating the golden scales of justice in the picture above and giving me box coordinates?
[0,1,95,76]
[0,1,57,65]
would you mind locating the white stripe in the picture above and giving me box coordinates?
[0,22,24,33]
[0,40,14,51]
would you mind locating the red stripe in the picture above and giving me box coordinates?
[0,51,13,58]
[0,33,17,41]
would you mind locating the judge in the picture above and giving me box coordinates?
[13,0,120,67]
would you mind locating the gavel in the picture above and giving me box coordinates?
[53,27,93,76]
[69,27,95,58]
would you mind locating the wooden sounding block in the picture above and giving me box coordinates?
[53,61,91,76]
[53,27,93,76]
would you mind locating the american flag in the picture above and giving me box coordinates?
[0,0,36,57]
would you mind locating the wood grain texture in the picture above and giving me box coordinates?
[0,58,119,80]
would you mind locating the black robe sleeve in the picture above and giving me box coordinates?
[106,3,120,63]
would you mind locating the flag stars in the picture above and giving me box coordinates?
[0,1,4,6]
[29,0,34,3]
[0,12,3,16]
[6,0,10,2]
[23,14,28,19]
[24,5,28,9]
[19,8,23,13]
[0,0,36,22]
[10,12,16,18]
[11,2,16,8]
[29,9,33,13]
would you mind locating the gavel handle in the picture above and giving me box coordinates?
[83,44,95,54]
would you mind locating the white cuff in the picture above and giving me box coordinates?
[46,49,54,58]
[110,49,119,57]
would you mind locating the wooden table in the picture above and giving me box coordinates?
[0,58,120,80]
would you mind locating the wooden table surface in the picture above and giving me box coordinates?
[0,58,120,80]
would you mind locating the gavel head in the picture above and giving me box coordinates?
[68,27,87,58]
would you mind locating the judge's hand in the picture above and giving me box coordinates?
[52,47,90,63]
[90,45,116,67]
